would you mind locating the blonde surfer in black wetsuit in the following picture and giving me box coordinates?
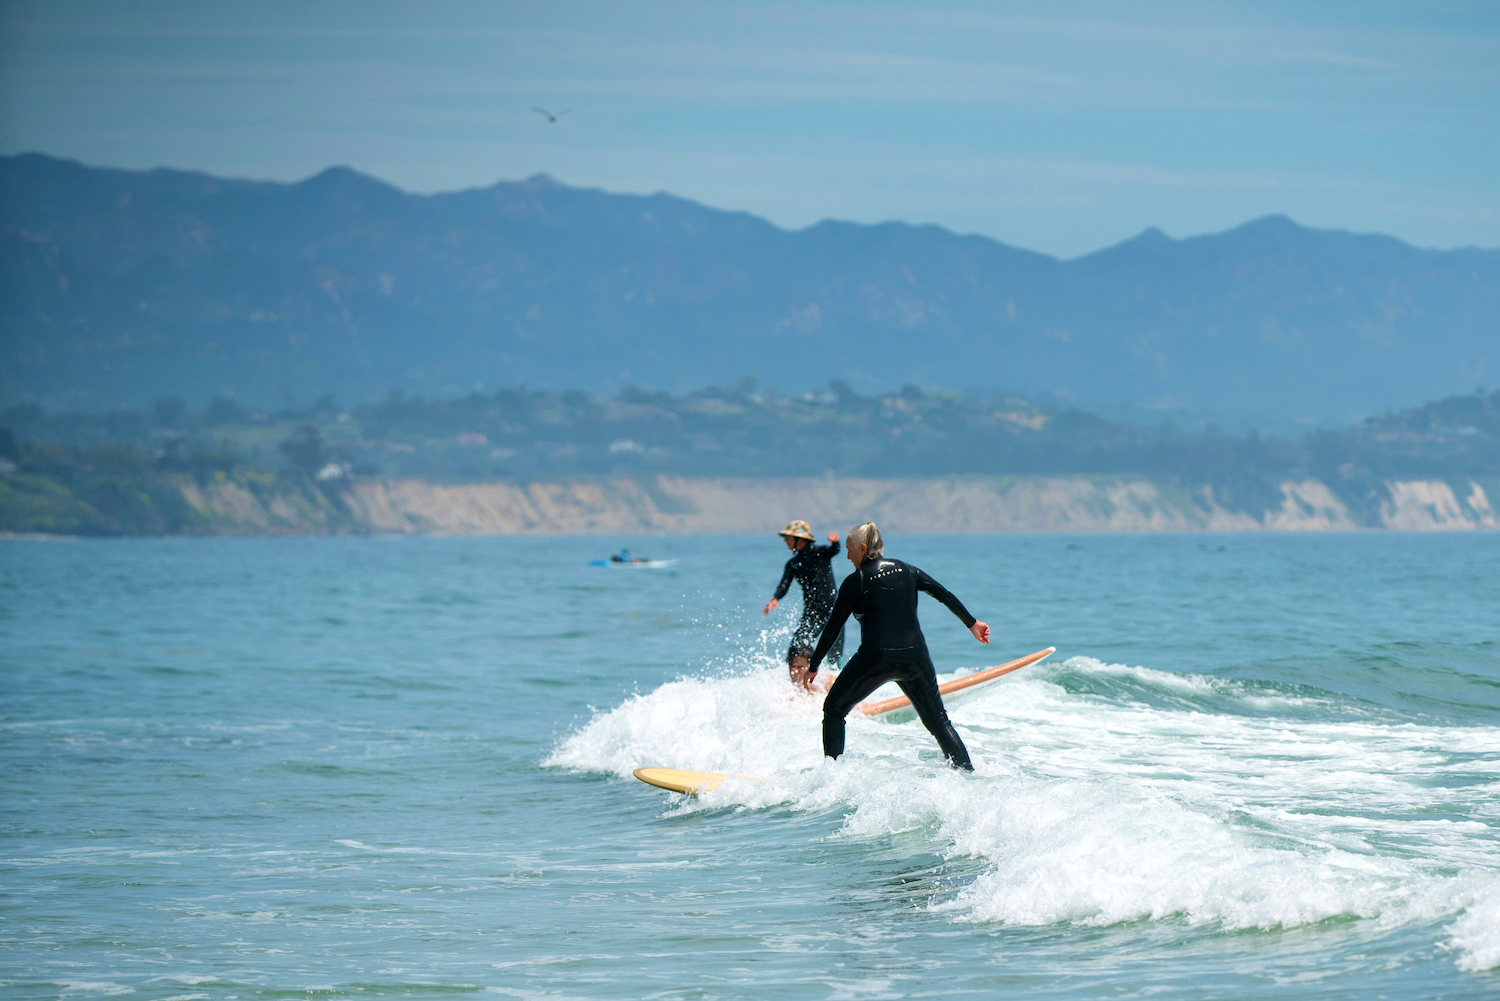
[762,520,844,692]
[808,522,989,771]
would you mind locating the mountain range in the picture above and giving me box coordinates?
[3,153,1496,424]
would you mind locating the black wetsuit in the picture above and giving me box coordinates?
[774,540,844,666]
[809,557,975,770]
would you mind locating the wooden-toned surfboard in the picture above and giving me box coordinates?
[856,646,1056,718]
[632,767,764,795]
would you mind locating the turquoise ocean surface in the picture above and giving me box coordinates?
[3,532,1499,999]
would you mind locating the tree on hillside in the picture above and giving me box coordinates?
[279,425,329,474]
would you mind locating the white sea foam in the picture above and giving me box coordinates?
[1044,657,1330,710]
[1448,889,1500,971]
[55,984,135,996]
[546,655,1500,972]
[335,839,428,854]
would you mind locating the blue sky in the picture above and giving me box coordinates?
[1,0,1496,256]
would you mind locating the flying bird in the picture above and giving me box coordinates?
[531,107,571,123]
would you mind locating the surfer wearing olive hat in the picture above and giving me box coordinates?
[763,520,844,691]
[808,521,988,771]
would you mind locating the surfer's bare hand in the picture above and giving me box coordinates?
[828,532,839,543]
[790,663,817,691]
[762,598,778,615]
[971,621,990,644]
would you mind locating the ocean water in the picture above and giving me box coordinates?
[2,531,1498,1000]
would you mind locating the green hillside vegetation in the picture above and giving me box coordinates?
[0,428,357,535]
[3,384,1497,535]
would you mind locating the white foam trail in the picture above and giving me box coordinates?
[1449,891,1500,971]
[55,984,135,996]
[547,655,1500,971]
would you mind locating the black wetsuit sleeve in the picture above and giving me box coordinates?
[772,557,797,601]
[812,540,840,559]
[809,573,859,672]
[913,566,978,629]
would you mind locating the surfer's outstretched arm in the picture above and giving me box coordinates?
[913,567,989,644]
[770,559,798,604]
[772,561,796,601]
[808,574,859,673]
[763,559,797,615]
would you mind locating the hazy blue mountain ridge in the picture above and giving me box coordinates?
[3,153,1496,422]
[1068,218,1499,414]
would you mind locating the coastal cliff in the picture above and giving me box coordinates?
[171,474,1500,536]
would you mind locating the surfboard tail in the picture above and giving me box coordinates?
[633,767,763,795]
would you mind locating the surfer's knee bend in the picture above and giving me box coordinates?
[823,700,854,722]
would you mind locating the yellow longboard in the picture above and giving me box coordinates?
[632,767,764,795]
[857,646,1055,718]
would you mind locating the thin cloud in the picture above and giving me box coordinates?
[1273,48,1396,69]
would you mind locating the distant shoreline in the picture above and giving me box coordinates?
[161,473,1500,536]
[7,473,1498,539]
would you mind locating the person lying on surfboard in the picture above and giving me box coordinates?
[808,521,989,771]
[762,520,845,692]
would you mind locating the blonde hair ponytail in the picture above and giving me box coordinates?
[847,521,883,559]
